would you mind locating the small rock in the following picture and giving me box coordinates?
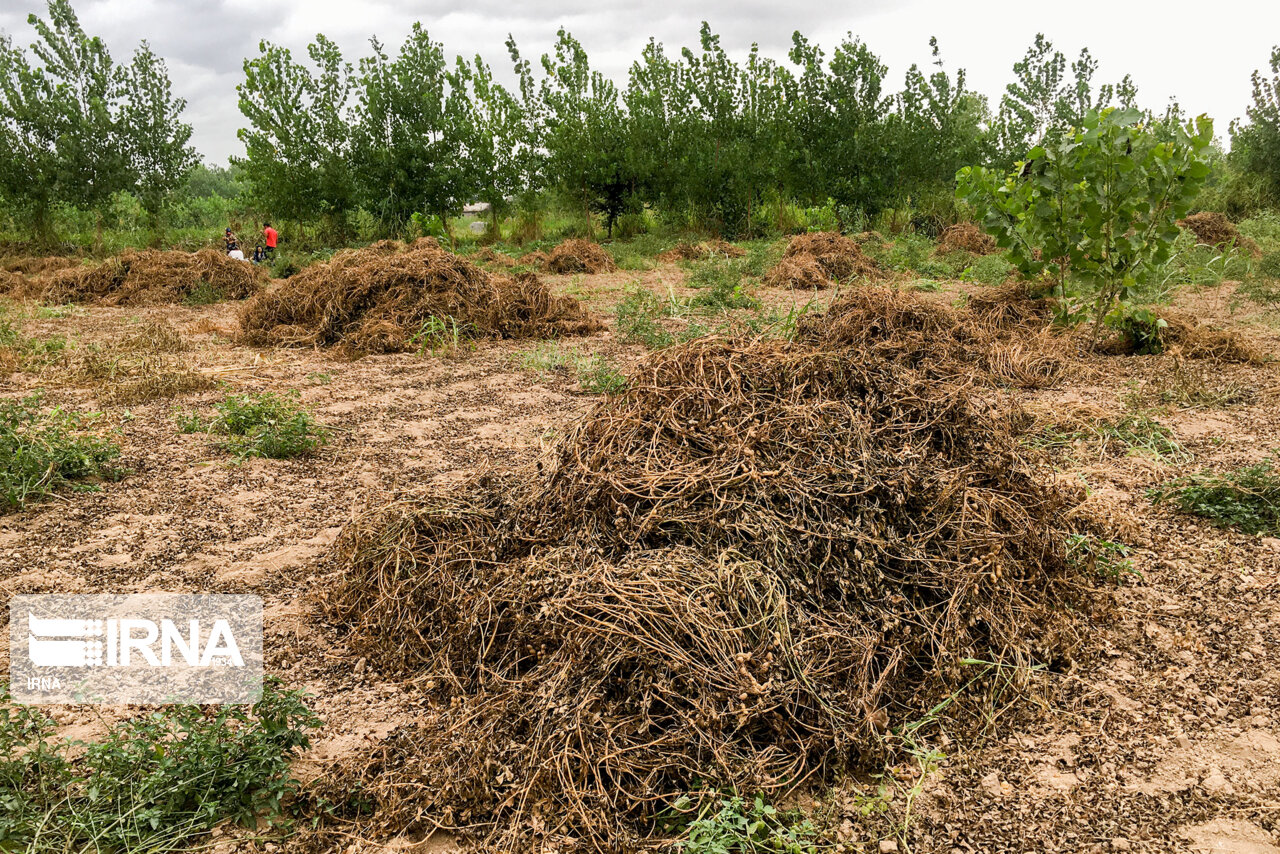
[1200,768,1231,795]
[1175,732,1192,749]
[1111,838,1131,852]
[879,841,899,854]
[980,770,1003,798]
[353,657,367,677]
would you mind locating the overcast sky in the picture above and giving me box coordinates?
[1,0,1275,164]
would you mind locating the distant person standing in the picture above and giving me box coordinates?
[262,222,278,257]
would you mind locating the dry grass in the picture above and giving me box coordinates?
[795,285,1067,389]
[937,223,997,255]
[43,249,263,306]
[1178,212,1243,248]
[237,242,601,355]
[763,231,879,288]
[1162,313,1267,365]
[321,292,1094,849]
[540,239,618,274]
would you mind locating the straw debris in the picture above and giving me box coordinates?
[43,249,263,306]
[763,231,879,288]
[237,242,600,354]
[540,239,618,274]
[937,223,997,255]
[322,288,1092,848]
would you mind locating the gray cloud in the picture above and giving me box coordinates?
[1,0,1275,164]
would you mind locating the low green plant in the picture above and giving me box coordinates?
[689,261,759,312]
[960,254,1015,286]
[908,279,942,292]
[1034,413,1188,462]
[410,314,474,356]
[878,233,936,273]
[1149,456,1280,534]
[1239,213,1280,254]
[741,302,815,340]
[0,306,70,371]
[1065,533,1139,581]
[518,341,571,373]
[182,280,226,306]
[574,354,627,394]
[670,795,817,854]
[1260,251,1280,279]
[0,395,122,511]
[615,285,675,348]
[0,677,321,853]
[179,390,328,460]
[1105,305,1168,355]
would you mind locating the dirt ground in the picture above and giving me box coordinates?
[2,264,1279,853]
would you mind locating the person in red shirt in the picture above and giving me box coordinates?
[262,222,278,256]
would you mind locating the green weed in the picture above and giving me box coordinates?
[1065,534,1139,581]
[518,342,627,394]
[0,395,122,511]
[574,354,627,394]
[1034,413,1188,462]
[615,286,675,348]
[960,254,1015,285]
[182,280,226,306]
[689,262,759,312]
[410,314,474,356]
[0,677,321,853]
[668,795,817,854]
[1149,457,1280,534]
[179,390,328,460]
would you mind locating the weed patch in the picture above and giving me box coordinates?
[180,391,329,460]
[1033,413,1188,462]
[0,395,122,511]
[0,677,321,853]
[1150,458,1280,534]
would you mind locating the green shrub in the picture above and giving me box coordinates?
[180,390,328,460]
[960,254,1015,285]
[0,395,122,511]
[0,677,321,853]
[1150,457,1280,534]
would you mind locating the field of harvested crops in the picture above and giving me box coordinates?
[2,235,1279,854]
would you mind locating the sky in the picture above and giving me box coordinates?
[1,0,1275,165]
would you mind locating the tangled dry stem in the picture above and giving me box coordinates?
[321,287,1093,849]
[541,239,618,274]
[43,249,263,306]
[236,242,600,354]
[763,232,880,289]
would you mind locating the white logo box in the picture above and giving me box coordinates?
[10,594,263,705]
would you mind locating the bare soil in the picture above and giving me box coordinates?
[2,265,1279,853]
